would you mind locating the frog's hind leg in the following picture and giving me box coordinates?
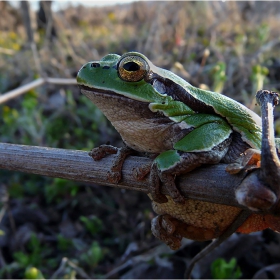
[150,136,232,204]
[151,213,219,251]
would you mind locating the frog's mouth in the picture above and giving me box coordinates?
[79,85,125,98]
[79,83,153,104]
[80,85,152,108]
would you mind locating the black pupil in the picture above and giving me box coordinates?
[123,61,140,72]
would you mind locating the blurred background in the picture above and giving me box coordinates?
[0,1,280,278]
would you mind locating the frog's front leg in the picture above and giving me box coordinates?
[89,144,133,183]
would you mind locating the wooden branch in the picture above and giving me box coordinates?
[0,142,247,208]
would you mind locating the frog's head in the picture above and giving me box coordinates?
[77,52,193,153]
[77,52,182,104]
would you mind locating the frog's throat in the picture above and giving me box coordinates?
[80,88,190,153]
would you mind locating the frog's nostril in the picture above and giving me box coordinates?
[91,63,100,68]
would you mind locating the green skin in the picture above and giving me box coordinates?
[77,52,278,203]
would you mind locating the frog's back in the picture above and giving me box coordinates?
[189,86,262,149]
[174,80,262,149]
[157,67,262,149]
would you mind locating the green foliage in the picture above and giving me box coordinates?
[57,234,73,251]
[13,233,52,269]
[0,91,45,145]
[257,23,270,43]
[3,172,46,198]
[210,62,227,93]
[211,258,242,279]
[0,89,112,149]
[44,178,79,204]
[1,105,20,141]
[80,241,104,267]
[250,64,269,94]
[80,215,103,235]
[6,233,55,278]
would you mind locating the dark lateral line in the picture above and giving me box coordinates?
[150,73,216,114]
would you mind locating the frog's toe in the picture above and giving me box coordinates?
[160,172,185,204]
[90,145,134,184]
[149,163,185,204]
[149,189,169,204]
[89,144,118,161]
[149,163,169,203]
[107,170,122,183]
[151,214,182,250]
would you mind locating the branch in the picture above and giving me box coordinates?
[257,90,280,194]
[20,1,43,76]
[235,90,280,213]
[0,142,246,208]
[0,78,76,104]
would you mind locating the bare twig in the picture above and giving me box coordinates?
[184,209,251,278]
[51,257,91,279]
[20,1,43,76]
[0,47,15,55]
[236,91,280,212]
[46,77,77,85]
[256,90,280,212]
[0,78,45,103]
[257,90,280,190]
[0,142,247,208]
[0,78,76,104]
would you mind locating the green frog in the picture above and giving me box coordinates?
[76,52,280,250]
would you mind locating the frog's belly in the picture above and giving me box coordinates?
[151,195,241,233]
[150,195,271,241]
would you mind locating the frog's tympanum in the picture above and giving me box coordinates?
[77,52,280,250]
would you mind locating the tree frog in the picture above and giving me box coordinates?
[77,52,280,249]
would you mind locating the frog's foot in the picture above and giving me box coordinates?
[133,162,151,181]
[226,148,261,174]
[149,162,185,204]
[151,214,215,250]
[151,214,183,250]
[89,144,118,160]
[89,144,133,183]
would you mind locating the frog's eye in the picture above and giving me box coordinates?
[118,55,149,82]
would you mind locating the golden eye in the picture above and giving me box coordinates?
[118,54,149,82]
